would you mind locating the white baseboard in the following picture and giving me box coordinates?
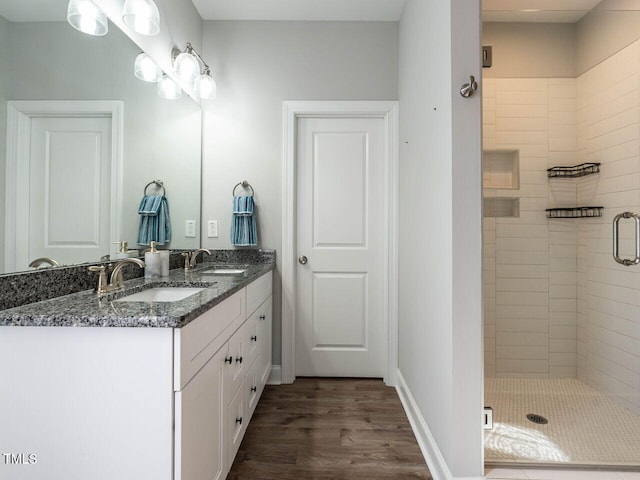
[267,365,282,385]
[396,369,454,480]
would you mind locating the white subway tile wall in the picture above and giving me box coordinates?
[577,40,640,414]
[483,39,640,414]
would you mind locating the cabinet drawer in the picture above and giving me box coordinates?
[246,271,272,316]
[175,289,246,390]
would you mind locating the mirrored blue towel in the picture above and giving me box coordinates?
[138,195,163,215]
[137,195,171,245]
[231,195,257,246]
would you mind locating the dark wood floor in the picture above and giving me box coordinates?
[228,378,432,479]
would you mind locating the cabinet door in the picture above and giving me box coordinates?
[245,313,260,368]
[175,348,226,480]
[246,354,262,418]
[224,324,247,403]
[258,296,273,387]
[226,382,247,469]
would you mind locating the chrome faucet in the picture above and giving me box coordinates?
[29,257,60,268]
[88,258,145,294]
[182,248,211,271]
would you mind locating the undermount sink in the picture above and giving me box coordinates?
[115,287,205,303]
[200,268,247,275]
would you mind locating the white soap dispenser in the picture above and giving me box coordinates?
[113,241,139,260]
[144,241,162,278]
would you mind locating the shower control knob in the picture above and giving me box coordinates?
[298,255,308,265]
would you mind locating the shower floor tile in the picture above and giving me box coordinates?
[485,378,640,468]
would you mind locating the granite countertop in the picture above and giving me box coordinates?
[0,263,274,328]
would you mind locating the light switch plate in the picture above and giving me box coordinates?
[185,220,196,238]
[207,220,218,238]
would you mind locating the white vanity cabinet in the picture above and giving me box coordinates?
[0,270,272,480]
[176,270,273,480]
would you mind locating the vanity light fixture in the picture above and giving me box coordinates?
[67,0,108,36]
[122,0,160,36]
[134,52,163,82]
[173,45,201,83]
[172,43,217,100]
[157,75,182,100]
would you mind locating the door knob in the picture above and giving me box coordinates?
[298,256,308,265]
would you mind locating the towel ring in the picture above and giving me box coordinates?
[144,180,166,197]
[233,180,254,197]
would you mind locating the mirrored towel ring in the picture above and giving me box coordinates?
[144,179,166,197]
[233,180,254,197]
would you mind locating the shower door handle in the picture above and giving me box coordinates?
[613,212,640,266]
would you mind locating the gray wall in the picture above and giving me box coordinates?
[399,0,483,476]
[575,10,640,75]
[483,11,640,79]
[3,21,201,271]
[200,20,399,366]
[0,16,7,274]
[482,22,576,78]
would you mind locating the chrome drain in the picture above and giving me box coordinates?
[527,413,548,425]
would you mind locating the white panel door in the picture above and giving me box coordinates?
[296,117,386,377]
[26,116,112,268]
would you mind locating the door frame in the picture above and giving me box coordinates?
[4,100,124,271]
[281,100,399,386]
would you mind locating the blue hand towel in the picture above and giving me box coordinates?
[231,195,257,246]
[233,195,254,215]
[137,195,171,245]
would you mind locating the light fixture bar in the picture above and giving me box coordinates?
[172,43,210,74]
[172,42,217,99]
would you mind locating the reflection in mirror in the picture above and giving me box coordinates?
[0,4,201,275]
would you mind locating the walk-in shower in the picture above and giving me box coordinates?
[482,1,640,468]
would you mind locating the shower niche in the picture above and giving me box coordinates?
[482,149,519,218]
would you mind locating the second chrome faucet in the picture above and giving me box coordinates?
[182,249,211,271]
[88,258,146,294]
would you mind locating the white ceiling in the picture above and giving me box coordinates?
[191,0,407,21]
[483,0,604,23]
[1,0,637,24]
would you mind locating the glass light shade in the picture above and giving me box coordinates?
[157,76,182,100]
[173,52,200,83]
[67,0,108,36]
[122,0,160,36]
[134,53,162,82]
[194,74,217,100]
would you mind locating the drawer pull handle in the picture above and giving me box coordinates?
[259,315,266,321]
[236,417,243,425]
[251,386,257,393]
[251,335,257,342]
[236,356,243,364]
[225,356,233,364]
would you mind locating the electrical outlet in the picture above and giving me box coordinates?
[207,220,219,238]
[185,220,196,238]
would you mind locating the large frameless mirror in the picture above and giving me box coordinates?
[0,0,202,275]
